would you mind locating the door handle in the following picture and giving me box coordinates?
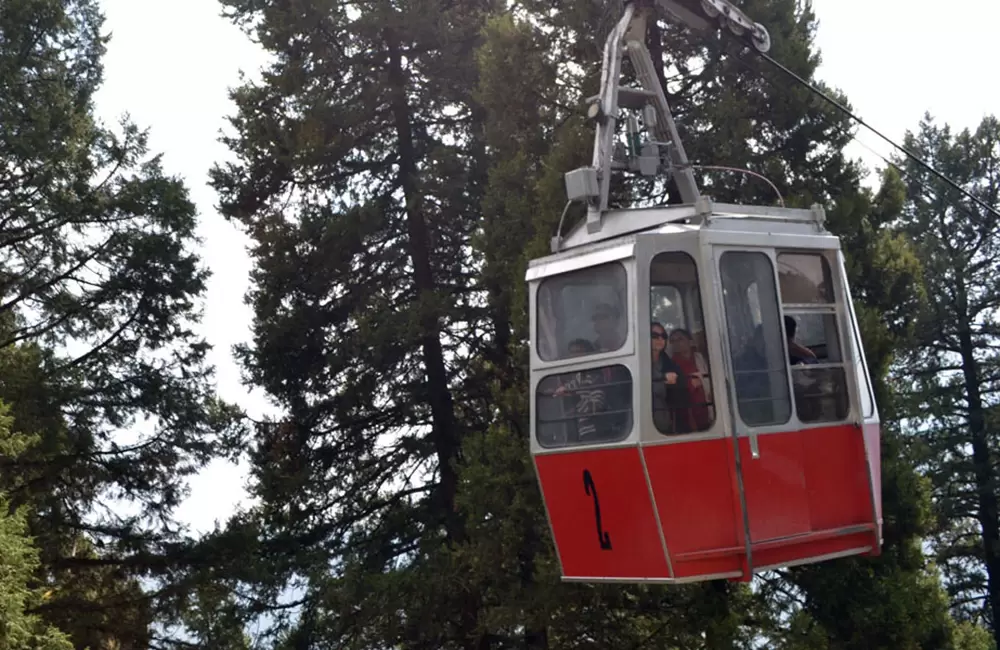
[749,433,760,459]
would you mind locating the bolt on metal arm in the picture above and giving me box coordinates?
[559,0,772,246]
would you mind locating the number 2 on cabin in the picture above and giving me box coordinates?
[583,469,613,551]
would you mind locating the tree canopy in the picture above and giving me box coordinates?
[1,0,999,647]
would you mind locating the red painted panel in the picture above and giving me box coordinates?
[739,432,812,542]
[751,529,877,570]
[863,422,882,524]
[643,438,745,579]
[535,447,670,579]
[800,424,872,531]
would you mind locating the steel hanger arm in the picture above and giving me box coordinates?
[558,0,772,250]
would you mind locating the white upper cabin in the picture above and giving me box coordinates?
[525,200,879,456]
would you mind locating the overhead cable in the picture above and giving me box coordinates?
[755,51,1000,220]
[723,47,990,224]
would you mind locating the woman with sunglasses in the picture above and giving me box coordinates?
[651,322,692,434]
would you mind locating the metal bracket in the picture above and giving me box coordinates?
[810,203,826,231]
[693,195,714,224]
[573,2,703,236]
[584,3,635,235]
[566,0,773,238]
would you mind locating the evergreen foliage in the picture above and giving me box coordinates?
[2,0,999,647]
[1,0,242,645]
[894,114,1000,644]
[209,0,994,647]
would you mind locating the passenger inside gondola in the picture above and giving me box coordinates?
[648,251,718,434]
[591,302,622,352]
[784,315,817,365]
[540,338,616,445]
[551,339,604,442]
[552,339,599,398]
[651,322,690,433]
[668,328,714,431]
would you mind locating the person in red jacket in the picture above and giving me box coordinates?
[668,328,714,431]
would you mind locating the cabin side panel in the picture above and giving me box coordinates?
[535,448,670,579]
[738,432,811,542]
[642,438,745,579]
[864,422,883,536]
[800,423,873,531]
[751,529,876,570]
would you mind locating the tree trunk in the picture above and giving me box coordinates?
[959,327,1000,638]
[385,27,482,650]
[518,522,549,650]
[385,27,462,544]
[702,580,736,650]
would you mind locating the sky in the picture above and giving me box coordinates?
[91,0,999,535]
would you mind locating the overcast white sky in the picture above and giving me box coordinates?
[91,0,998,534]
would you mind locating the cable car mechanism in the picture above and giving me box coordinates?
[527,0,882,584]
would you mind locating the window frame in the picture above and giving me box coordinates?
[717,249,794,429]
[648,251,718,437]
[534,260,631,364]
[533,363,635,449]
[848,296,876,419]
[776,250,856,427]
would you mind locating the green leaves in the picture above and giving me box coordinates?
[207,0,994,647]
[0,400,74,650]
[0,0,248,644]
[890,114,1000,636]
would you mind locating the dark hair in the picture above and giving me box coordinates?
[670,328,693,341]
[784,315,797,339]
[651,321,667,333]
[568,338,594,352]
[593,302,618,319]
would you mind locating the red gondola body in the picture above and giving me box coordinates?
[535,422,880,583]
[527,0,881,584]
[529,214,883,584]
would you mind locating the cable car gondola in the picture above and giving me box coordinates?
[527,0,882,584]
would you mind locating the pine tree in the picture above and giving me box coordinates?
[210,0,498,645]
[0,399,74,650]
[893,114,1000,642]
[1,0,242,643]
[210,0,979,647]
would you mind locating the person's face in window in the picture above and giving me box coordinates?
[593,311,616,340]
[651,326,667,355]
[568,342,590,356]
[670,331,693,356]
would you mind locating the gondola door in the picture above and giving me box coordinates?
[639,237,748,583]
[714,246,814,570]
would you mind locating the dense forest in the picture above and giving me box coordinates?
[1,0,999,647]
